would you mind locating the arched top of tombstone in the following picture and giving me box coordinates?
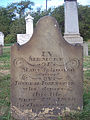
[12,16,82,54]
[0,32,4,36]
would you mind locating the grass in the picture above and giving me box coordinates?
[0,75,11,120]
[0,47,10,70]
[4,44,13,47]
[0,47,11,120]
[0,44,90,120]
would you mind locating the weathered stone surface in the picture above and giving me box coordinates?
[11,16,83,120]
[0,45,3,56]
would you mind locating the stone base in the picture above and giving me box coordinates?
[64,34,83,44]
[64,34,88,56]
[0,45,3,56]
[17,34,32,45]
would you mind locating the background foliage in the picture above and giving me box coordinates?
[0,1,90,43]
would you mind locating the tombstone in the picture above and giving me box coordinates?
[83,42,88,56]
[17,13,34,45]
[64,0,88,56]
[25,14,34,35]
[0,32,4,56]
[0,32,4,46]
[11,16,83,120]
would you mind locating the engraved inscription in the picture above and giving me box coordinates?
[13,51,81,110]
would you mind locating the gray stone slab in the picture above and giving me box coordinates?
[11,16,83,120]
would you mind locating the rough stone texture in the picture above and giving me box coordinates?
[0,32,4,46]
[0,45,3,56]
[17,14,34,45]
[11,16,83,120]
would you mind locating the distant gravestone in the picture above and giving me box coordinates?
[0,32,4,55]
[17,13,34,45]
[64,0,83,44]
[64,0,88,56]
[11,16,83,120]
[0,32,4,46]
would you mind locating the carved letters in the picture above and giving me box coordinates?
[12,51,80,109]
